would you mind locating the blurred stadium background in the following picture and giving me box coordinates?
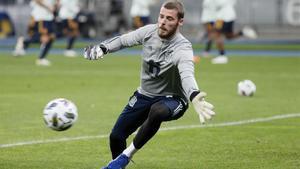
[1,0,300,40]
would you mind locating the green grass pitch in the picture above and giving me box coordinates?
[0,49,300,169]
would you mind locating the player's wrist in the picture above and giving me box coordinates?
[190,91,200,102]
[99,44,108,54]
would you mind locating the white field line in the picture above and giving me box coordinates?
[1,113,300,149]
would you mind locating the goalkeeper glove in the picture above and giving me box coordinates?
[84,44,107,60]
[191,92,215,124]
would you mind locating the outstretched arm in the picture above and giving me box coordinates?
[84,25,154,60]
[176,46,216,124]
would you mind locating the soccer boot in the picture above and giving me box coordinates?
[211,55,228,64]
[64,49,77,57]
[102,154,129,169]
[36,58,51,66]
[242,26,257,39]
[13,36,26,56]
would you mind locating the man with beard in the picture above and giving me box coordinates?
[84,1,216,169]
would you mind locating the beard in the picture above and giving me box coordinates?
[158,24,178,39]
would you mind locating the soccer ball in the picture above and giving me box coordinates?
[237,80,256,96]
[43,98,78,131]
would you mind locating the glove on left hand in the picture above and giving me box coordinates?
[84,45,104,60]
[192,92,216,124]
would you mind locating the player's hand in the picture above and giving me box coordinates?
[84,45,104,60]
[192,92,215,124]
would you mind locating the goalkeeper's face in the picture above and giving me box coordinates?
[158,7,183,39]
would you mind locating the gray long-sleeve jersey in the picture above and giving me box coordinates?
[102,24,199,102]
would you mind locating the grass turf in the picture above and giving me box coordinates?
[0,51,300,169]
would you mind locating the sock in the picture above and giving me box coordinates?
[39,40,53,59]
[24,35,40,50]
[219,50,225,56]
[67,37,76,50]
[205,39,212,52]
[122,142,138,158]
[23,40,30,50]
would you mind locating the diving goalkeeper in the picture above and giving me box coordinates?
[84,1,216,168]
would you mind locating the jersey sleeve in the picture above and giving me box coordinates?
[175,45,200,100]
[101,24,155,53]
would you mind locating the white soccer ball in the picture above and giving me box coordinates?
[43,98,78,131]
[237,80,256,96]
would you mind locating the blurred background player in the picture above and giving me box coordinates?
[129,0,158,29]
[200,0,217,58]
[211,0,257,64]
[58,0,80,57]
[13,0,58,66]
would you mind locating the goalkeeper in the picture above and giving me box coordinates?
[84,1,216,169]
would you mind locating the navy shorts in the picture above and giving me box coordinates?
[215,20,234,34]
[29,20,55,40]
[111,91,188,139]
[35,20,55,34]
[61,19,79,32]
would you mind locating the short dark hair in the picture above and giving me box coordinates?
[162,0,185,19]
